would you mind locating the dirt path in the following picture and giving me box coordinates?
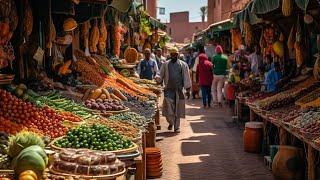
[156,99,273,180]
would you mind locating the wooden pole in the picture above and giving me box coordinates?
[308,144,316,180]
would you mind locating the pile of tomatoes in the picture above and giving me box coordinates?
[0,89,67,138]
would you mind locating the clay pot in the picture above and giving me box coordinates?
[272,145,304,180]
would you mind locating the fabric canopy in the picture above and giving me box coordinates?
[209,19,235,33]
[234,1,262,32]
[251,0,311,14]
[251,0,280,15]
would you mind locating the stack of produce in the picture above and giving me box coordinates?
[246,92,272,104]
[8,131,48,179]
[0,132,10,169]
[255,78,319,110]
[83,88,127,101]
[73,51,156,100]
[295,88,320,109]
[269,105,302,123]
[124,99,156,119]
[289,110,320,129]
[146,147,163,178]
[0,89,67,138]
[50,149,125,177]
[108,112,151,130]
[85,99,127,114]
[54,124,134,151]
[86,119,139,140]
[26,91,99,121]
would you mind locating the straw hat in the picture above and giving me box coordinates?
[169,47,179,54]
[63,18,78,32]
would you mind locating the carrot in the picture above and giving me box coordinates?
[102,88,111,99]
[110,93,121,101]
[113,89,128,101]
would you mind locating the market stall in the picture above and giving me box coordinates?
[230,0,320,179]
[0,0,166,179]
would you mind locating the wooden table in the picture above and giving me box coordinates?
[248,105,319,180]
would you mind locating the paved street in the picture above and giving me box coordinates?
[156,100,273,180]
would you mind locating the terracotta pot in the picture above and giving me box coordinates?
[272,145,304,180]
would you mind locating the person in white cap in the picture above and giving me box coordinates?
[156,47,192,133]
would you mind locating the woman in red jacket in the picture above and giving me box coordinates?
[196,53,213,108]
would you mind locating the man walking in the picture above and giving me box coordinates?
[137,48,159,80]
[155,48,166,70]
[156,47,192,133]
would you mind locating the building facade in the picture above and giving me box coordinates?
[165,12,208,43]
[207,0,233,24]
[143,0,157,18]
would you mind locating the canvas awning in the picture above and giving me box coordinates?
[209,18,235,33]
[251,0,311,15]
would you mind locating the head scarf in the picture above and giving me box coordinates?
[215,45,223,54]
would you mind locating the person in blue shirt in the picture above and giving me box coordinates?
[137,48,159,80]
[265,62,281,92]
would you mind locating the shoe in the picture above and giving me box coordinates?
[174,129,180,133]
[168,125,173,130]
[218,102,222,107]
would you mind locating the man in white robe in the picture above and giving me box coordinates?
[156,47,192,133]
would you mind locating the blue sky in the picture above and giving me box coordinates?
[157,0,208,23]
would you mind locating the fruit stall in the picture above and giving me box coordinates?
[0,0,166,179]
[231,0,320,179]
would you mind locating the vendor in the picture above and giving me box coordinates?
[265,62,282,92]
[137,48,159,80]
[155,48,166,70]
[248,45,263,76]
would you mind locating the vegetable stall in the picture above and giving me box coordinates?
[223,0,320,179]
[0,0,165,179]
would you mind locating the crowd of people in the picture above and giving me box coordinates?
[136,42,284,132]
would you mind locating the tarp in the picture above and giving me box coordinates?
[251,0,311,14]
[234,1,262,31]
[251,0,280,15]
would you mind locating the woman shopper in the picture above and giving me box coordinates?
[211,45,228,107]
[196,53,213,109]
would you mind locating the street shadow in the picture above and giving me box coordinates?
[156,131,178,138]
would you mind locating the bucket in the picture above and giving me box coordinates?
[243,122,263,153]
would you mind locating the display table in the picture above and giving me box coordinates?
[248,105,318,180]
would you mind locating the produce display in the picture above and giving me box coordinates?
[84,88,127,101]
[268,105,302,122]
[54,124,134,151]
[124,99,156,119]
[73,51,155,100]
[0,89,67,138]
[300,121,320,136]
[85,99,127,112]
[26,91,98,121]
[289,110,320,128]
[0,132,10,169]
[50,149,125,176]
[295,88,320,108]
[255,78,318,110]
[108,112,151,130]
[86,119,139,140]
